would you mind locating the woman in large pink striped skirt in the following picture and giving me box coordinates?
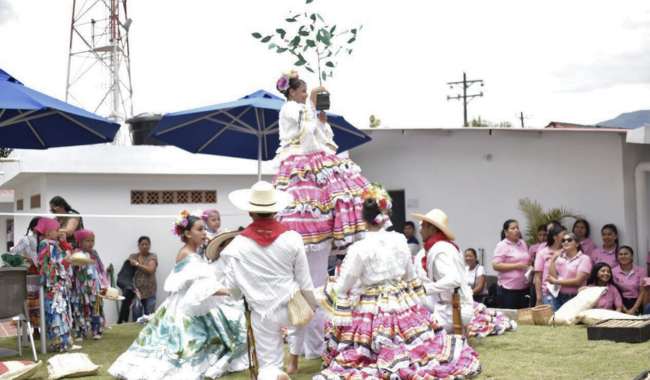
[273,71,371,371]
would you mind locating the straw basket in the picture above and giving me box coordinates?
[532,304,553,325]
[517,308,534,325]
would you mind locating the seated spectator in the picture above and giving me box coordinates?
[612,246,647,314]
[592,224,619,267]
[464,248,487,302]
[585,262,623,312]
[492,219,530,309]
[403,221,420,256]
[548,232,592,309]
[573,218,596,261]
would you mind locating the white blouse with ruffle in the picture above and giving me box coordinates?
[276,100,337,160]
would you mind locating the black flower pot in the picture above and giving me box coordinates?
[316,91,330,111]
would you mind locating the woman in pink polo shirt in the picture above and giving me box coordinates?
[534,223,565,308]
[548,232,593,309]
[592,224,619,267]
[528,225,548,264]
[586,262,623,312]
[492,219,530,309]
[612,246,648,314]
[573,218,596,261]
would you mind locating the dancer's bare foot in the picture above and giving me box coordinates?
[286,354,299,375]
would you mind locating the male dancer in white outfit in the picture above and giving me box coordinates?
[412,208,474,332]
[220,181,316,380]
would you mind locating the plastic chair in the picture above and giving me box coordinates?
[0,267,38,361]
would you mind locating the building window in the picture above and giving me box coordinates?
[16,199,23,211]
[30,194,41,209]
[131,190,217,205]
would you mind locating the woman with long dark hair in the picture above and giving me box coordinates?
[612,246,647,314]
[587,262,623,312]
[572,218,596,261]
[534,223,565,307]
[593,224,619,267]
[492,219,530,308]
[49,196,83,247]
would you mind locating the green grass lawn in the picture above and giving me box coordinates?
[1,324,648,379]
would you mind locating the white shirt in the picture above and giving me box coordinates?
[465,264,488,295]
[10,233,38,265]
[333,231,416,296]
[219,230,314,319]
[276,100,337,160]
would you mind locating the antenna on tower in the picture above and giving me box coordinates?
[65,0,134,145]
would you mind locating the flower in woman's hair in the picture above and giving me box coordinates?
[379,198,388,210]
[277,76,289,92]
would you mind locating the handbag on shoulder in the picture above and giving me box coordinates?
[287,290,314,327]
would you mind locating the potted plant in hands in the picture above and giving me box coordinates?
[251,0,361,110]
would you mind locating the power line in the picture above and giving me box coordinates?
[446,72,484,127]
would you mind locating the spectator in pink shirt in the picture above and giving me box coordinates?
[585,262,623,312]
[492,219,530,309]
[592,224,619,267]
[534,223,565,308]
[548,232,593,309]
[612,246,648,314]
[573,218,596,261]
[528,225,548,264]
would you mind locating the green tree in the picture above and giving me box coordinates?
[468,117,512,128]
[0,148,12,158]
[252,0,361,84]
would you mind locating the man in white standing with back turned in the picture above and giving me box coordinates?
[219,181,316,380]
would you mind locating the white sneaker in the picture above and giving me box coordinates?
[93,334,102,340]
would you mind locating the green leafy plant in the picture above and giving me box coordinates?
[0,148,12,158]
[251,0,361,85]
[518,198,581,245]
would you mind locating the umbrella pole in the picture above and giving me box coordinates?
[257,135,262,181]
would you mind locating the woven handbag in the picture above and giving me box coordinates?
[288,290,314,327]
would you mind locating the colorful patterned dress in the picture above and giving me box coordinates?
[38,239,73,352]
[318,231,481,379]
[70,249,108,338]
[108,252,248,380]
[274,100,370,253]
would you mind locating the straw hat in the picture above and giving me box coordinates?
[411,208,456,240]
[70,252,93,266]
[100,287,125,301]
[228,181,292,213]
[205,230,240,261]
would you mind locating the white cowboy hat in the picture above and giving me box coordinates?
[205,230,240,261]
[411,208,456,241]
[100,287,125,301]
[228,181,293,213]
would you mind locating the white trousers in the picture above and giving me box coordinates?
[288,245,330,358]
[251,308,289,380]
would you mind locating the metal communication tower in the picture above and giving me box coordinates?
[65,0,134,144]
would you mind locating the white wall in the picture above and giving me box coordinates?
[351,129,635,271]
[0,203,13,252]
[11,173,261,324]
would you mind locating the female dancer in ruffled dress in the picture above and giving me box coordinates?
[70,229,108,340]
[317,185,480,379]
[109,211,248,380]
[274,70,371,369]
[35,217,74,352]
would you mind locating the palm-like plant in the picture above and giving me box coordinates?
[518,198,581,245]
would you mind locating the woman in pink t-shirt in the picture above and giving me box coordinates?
[534,223,565,307]
[592,224,619,267]
[612,245,648,314]
[492,219,530,309]
[585,262,623,311]
[572,219,596,261]
[548,232,593,309]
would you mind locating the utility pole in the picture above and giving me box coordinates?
[447,72,484,127]
[517,111,531,128]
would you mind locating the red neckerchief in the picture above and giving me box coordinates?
[422,231,459,272]
[240,218,289,247]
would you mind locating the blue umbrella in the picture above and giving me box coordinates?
[151,90,371,179]
[0,68,120,149]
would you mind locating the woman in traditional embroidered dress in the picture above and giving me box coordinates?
[35,217,74,352]
[109,211,248,380]
[318,184,480,379]
[70,229,108,341]
[273,70,371,369]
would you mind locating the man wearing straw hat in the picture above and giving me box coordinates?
[219,181,316,380]
[412,208,474,332]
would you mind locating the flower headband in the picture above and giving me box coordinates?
[172,210,192,236]
[276,70,299,92]
[362,183,393,225]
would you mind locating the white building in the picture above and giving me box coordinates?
[1,126,649,323]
